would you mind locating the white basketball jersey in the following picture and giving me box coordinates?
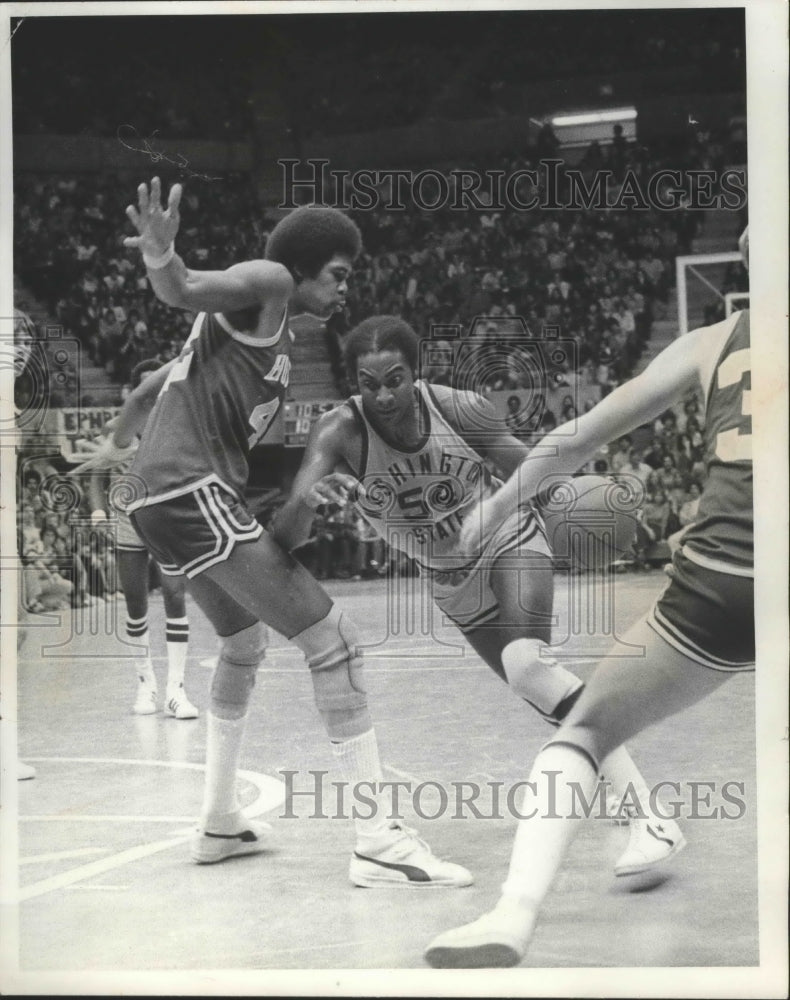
[346,381,500,571]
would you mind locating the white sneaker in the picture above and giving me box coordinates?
[614,817,686,876]
[164,685,199,720]
[606,792,637,826]
[424,896,536,968]
[190,813,272,864]
[18,760,36,781]
[133,681,158,715]
[350,821,473,888]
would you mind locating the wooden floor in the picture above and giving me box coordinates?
[13,571,757,974]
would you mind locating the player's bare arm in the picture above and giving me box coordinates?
[459,325,713,553]
[72,360,176,472]
[430,384,530,477]
[270,407,363,552]
[125,176,294,313]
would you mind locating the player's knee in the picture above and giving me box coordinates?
[222,620,268,665]
[501,637,583,719]
[211,622,267,719]
[291,605,370,739]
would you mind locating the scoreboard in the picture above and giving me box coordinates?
[283,400,339,447]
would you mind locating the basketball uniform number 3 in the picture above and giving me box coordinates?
[248,398,281,448]
[715,348,751,462]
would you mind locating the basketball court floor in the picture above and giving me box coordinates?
[13,571,757,972]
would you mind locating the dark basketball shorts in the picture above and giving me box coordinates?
[129,483,262,579]
[647,551,755,671]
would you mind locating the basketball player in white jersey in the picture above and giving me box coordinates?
[272,314,684,878]
[424,229,754,966]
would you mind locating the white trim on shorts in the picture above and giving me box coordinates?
[647,603,755,673]
[681,543,754,579]
[178,484,262,578]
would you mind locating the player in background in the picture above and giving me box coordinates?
[78,178,471,887]
[87,359,197,719]
[425,228,753,967]
[272,315,684,877]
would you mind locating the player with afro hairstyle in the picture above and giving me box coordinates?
[265,205,362,280]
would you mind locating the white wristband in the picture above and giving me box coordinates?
[143,243,175,270]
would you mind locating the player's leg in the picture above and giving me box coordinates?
[180,573,271,863]
[197,535,472,885]
[465,550,584,722]
[159,571,197,720]
[425,620,733,967]
[117,547,157,714]
[469,549,684,873]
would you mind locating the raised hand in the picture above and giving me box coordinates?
[305,472,364,510]
[123,177,182,257]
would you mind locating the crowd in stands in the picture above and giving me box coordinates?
[14,124,745,600]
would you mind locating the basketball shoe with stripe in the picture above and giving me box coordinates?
[190,812,272,864]
[350,821,473,888]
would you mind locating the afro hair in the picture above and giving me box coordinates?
[343,315,420,381]
[265,206,362,279]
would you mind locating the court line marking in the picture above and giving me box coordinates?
[16,757,285,903]
[21,756,286,821]
[17,836,187,902]
[19,848,109,865]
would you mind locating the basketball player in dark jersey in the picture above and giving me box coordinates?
[425,228,754,967]
[80,177,471,887]
[273,314,684,877]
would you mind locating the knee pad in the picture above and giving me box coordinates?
[211,621,267,719]
[291,605,369,737]
[501,638,583,719]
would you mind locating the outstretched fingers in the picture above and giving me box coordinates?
[167,182,183,216]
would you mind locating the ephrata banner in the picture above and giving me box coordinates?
[56,406,121,463]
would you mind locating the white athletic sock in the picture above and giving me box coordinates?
[331,729,390,842]
[165,617,189,690]
[600,745,657,821]
[501,743,598,909]
[200,712,246,823]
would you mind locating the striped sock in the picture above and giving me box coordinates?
[165,616,189,689]
[127,615,154,684]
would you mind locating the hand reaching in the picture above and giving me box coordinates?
[70,436,136,474]
[305,472,365,510]
[123,177,182,257]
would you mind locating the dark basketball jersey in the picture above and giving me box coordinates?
[128,311,293,510]
[683,310,752,576]
[348,381,500,571]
